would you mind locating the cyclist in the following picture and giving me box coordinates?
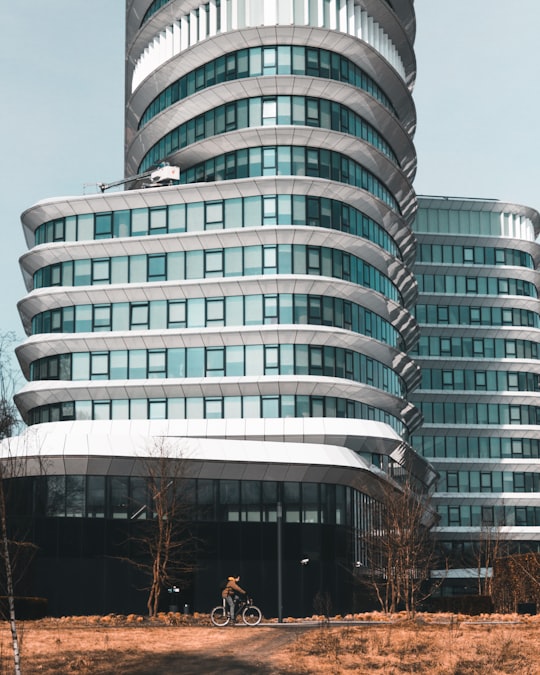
[222,575,247,622]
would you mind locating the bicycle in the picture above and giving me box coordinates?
[210,596,262,627]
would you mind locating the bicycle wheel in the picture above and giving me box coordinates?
[242,604,262,626]
[210,605,230,627]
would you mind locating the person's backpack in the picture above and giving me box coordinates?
[219,578,229,593]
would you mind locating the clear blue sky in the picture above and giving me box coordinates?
[1,1,539,351]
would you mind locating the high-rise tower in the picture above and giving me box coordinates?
[9,1,433,615]
[411,197,540,597]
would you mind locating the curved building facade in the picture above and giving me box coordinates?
[411,196,540,595]
[8,1,433,616]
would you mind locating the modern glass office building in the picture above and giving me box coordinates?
[411,196,540,595]
[4,1,435,616]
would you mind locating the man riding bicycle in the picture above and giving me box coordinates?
[221,575,247,622]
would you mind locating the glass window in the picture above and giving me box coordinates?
[131,303,149,328]
[225,247,243,276]
[263,47,277,74]
[509,405,521,424]
[508,372,519,390]
[46,476,65,516]
[307,247,320,273]
[205,201,224,229]
[264,345,279,374]
[74,259,91,285]
[263,295,278,323]
[262,147,277,174]
[111,256,128,283]
[167,203,185,233]
[90,353,109,379]
[480,472,492,492]
[225,346,244,376]
[447,472,458,491]
[149,399,166,419]
[283,482,300,522]
[206,298,224,324]
[515,507,527,526]
[309,346,323,374]
[113,210,131,237]
[437,306,449,323]
[92,259,110,284]
[189,298,205,327]
[463,247,474,263]
[205,398,223,418]
[466,277,477,293]
[206,348,225,375]
[95,213,113,239]
[442,370,453,389]
[262,98,277,125]
[87,476,105,518]
[78,213,94,240]
[473,371,486,390]
[335,485,346,525]
[302,483,319,523]
[131,209,148,236]
[245,345,264,375]
[263,246,277,270]
[93,305,111,331]
[110,351,128,379]
[110,477,129,518]
[66,475,85,517]
[71,353,89,380]
[263,196,277,224]
[470,308,481,325]
[219,480,240,521]
[448,507,460,525]
[262,481,277,522]
[149,207,167,233]
[129,255,146,282]
[93,400,111,420]
[306,98,319,125]
[261,396,279,419]
[168,301,186,328]
[148,254,166,281]
[205,250,223,276]
[241,481,261,522]
[148,350,166,378]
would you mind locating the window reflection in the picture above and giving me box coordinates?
[13,475,377,530]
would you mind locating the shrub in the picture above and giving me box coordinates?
[425,595,494,615]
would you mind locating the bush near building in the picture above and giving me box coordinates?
[492,553,540,613]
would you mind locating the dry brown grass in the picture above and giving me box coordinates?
[291,623,539,674]
[0,613,538,674]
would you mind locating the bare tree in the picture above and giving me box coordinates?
[492,552,540,613]
[0,333,20,441]
[0,332,24,674]
[475,522,506,597]
[121,438,198,617]
[0,442,46,675]
[355,475,439,617]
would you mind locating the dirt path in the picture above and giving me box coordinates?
[16,625,309,674]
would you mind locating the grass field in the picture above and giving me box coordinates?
[1,612,539,674]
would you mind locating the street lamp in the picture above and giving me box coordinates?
[277,501,283,622]
[300,557,309,617]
